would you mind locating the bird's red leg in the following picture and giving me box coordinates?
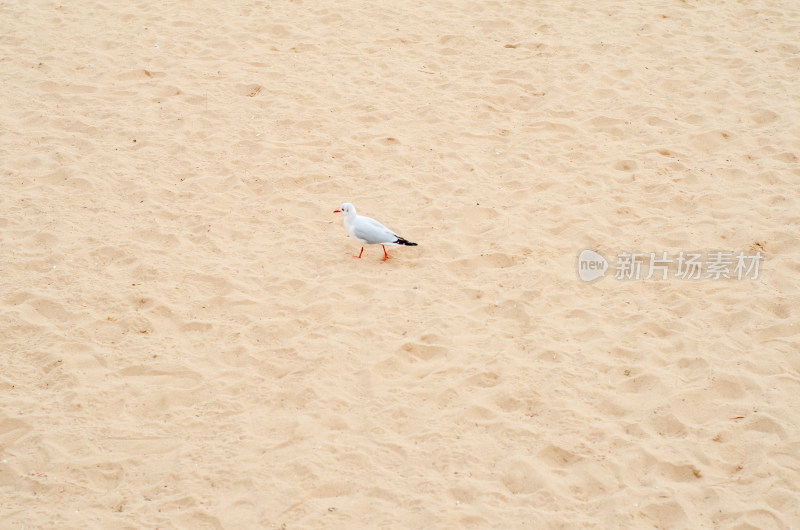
[381,245,389,261]
[353,247,364,259]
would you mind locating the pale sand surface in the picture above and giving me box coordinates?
[2,0,800,528]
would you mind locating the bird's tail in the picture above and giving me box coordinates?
[395,237,417,246]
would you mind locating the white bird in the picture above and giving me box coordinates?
[333,203,417,261]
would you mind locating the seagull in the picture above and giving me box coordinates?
[333,203,417,261]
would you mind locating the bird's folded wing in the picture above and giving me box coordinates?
[352,217,396,243]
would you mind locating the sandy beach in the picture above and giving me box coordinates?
[2,0,799,527]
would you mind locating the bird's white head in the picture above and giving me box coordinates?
[333,203,356,216]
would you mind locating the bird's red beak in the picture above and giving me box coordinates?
[333,209,341,213]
